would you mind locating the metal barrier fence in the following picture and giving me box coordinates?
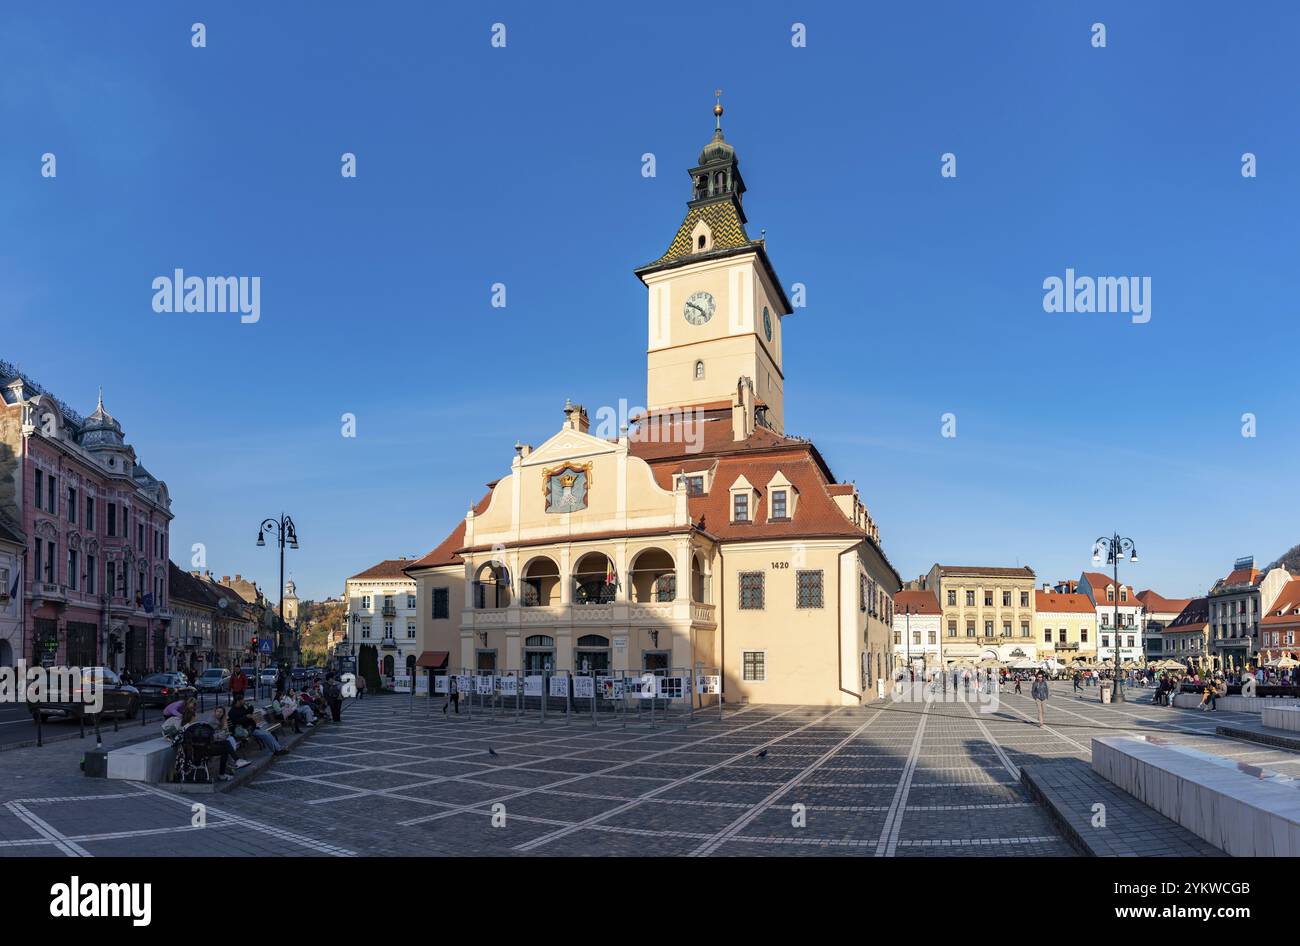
[419,667,726,727]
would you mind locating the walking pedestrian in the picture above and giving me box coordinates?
[1031,671,1049,727]
[443,675,459,715]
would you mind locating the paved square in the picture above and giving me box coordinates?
[1,683,1297,857]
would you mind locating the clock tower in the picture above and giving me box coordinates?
[635,95,792,434]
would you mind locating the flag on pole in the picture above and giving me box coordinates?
[605,561,617,588]
[8,565,18,600]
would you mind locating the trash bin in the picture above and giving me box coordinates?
[1100,687,1112,704]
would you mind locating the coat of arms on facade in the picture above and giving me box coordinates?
[543,462,592,513]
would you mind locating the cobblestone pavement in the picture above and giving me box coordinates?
[1,683,1294,857]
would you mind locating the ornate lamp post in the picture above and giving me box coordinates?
[256,514,298,663]
[1093,532,1138,703]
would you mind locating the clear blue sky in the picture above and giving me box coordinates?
[3,1,1297,602]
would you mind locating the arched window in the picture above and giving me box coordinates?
[525,635,554,648]
[577,635,609,648]
[697,234,706,249]
[694,360,705,381]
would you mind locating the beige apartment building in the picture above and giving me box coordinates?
[924,565,1038,665]
[1034,591,1097,665]
[404,103,901,705]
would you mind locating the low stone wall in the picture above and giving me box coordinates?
[1262,704,1300,733]
[1171,692,1300,712]
[1092,735,1300,856]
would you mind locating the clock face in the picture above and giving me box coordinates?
[763,306,772,341]
[683,291,715,326]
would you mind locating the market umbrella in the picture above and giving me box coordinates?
[1269,656,1300,669]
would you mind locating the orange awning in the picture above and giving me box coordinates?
[416,651,449,669]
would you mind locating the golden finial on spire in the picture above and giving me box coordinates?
[714,89,723,131]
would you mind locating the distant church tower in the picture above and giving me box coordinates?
[635,92,792,433]
[282,579,299,628]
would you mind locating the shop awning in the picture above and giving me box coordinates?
[416,651,449,669]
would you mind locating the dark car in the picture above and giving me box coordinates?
[29,667,140,721]
[134,672,197,708]
[195,668,231,693]
[290,666,309,683]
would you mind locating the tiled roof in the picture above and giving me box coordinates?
[348,559,418,581]
[934,565,1036,579]
[1164,597,1210,633]
[1081,571,1125,591]
[1217,567,1262,589]
[1035,592,1095,614]
[894,590,941,615]
[1136,590,1191,615]
[168,562,220,610]
[0,518,24,546]
[1262,578,1300,626]
[642,200,753,269]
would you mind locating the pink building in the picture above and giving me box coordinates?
[0,364,173,673]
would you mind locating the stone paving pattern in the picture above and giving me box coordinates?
[1,682,1297,857]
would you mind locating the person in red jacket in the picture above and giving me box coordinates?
[230,667,249,701]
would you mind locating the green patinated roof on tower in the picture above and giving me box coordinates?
[645,199,754,268]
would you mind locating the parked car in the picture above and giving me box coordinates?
[195,668,231,693]
[134,672,197,708]
[29,667,140,721]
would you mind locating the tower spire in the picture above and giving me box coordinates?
[714,89,723,133]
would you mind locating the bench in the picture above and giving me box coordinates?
[1092,734,1300,856]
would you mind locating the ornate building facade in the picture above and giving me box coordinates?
[406,104,901,705]
[0,366,173,673]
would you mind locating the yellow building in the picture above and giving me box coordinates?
[1033,591,1098,665]
[404,102,901,705]
[925,564,1038,665]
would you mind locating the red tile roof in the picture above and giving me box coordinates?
[1262,578,1300,626]
[1136,590,1191,615]
[1220,567,1262,588]
[1035,592,1094,614]
[894,590,941,615]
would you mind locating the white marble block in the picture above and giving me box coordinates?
[105,737,175,783]
[1092,735,1300,856]
[1263,705,1300,733]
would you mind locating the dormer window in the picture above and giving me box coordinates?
[728,475,757,524]
[765,471,797,520]
[685,475,705,496]
[689,219,713,254]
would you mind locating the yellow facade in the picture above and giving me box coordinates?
[926,565,1038,665]
[405,106,900,705]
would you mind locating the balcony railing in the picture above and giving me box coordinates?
[381,604,397,617]
[380,637,398,649]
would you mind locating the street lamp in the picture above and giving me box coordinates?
[1093,533,1138,703]
[256,513,299,665]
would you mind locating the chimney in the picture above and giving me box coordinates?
[222,576,231,583]
[731,377,756,441]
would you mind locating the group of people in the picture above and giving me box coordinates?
[162,694,286,782]
[161,671,348,782]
